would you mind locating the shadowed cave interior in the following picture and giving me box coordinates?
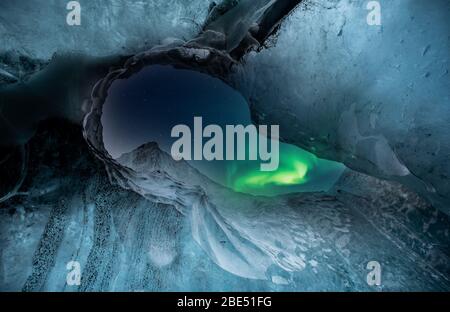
[0,0,449,292]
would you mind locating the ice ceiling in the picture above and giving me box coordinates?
[0,0,449,291]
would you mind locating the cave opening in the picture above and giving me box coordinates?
[101,64,345,196]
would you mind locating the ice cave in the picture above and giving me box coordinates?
[100,64,345,196]
[0,0,449,291]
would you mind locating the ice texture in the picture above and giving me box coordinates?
[1,120,449,291]
[0,0,213,60]
[230,0,450,212]
[0,0,449,292]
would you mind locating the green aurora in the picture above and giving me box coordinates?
[103,65,345,197]
[226,143,345,196]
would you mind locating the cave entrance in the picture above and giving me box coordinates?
[101,65,345,196]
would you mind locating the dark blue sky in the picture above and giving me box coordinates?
[101,64,344,195]
[102,65,251,159]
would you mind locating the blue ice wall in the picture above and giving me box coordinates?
[0,0,449,292]
[0,0,213,59]
[231,0,450,212]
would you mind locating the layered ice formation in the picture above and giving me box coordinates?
[0,0,449,291]
[1,120,449,291]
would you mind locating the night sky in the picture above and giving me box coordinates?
[101,65,344,195]
[102,64,253,158]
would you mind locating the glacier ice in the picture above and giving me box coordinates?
[0,0,213,60]
[1,120,449,291]
[0,0,449,292]
[230,0,450,213]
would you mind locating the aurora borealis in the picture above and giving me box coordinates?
[2,0,449,293]
[226,142,344,196]
[102,65,345,196]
